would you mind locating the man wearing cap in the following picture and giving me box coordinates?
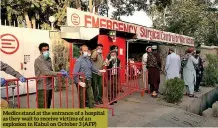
[147,45,161,97]
[165,48,181,80]
[142,46,151,91]
[182,48,199,98]
[105,50,120,105]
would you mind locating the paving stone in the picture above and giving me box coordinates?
[143,123,156,127]
[160,110,205,127]
[148,118,181,127]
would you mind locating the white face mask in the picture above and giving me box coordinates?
[97,49,102,53]
[88,53,91,57]
[83,52,88,57]
[111,56,116,59]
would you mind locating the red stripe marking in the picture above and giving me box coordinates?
[1,39,15,42]
[2,46,15,49]
[1,42,12,45]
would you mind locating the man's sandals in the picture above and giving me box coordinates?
[189,94,198,98]
[151,91,158,98]
[183,93,198,98]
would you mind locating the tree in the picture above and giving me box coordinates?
[151,0,218,46]
[1,0,56,28]
[109,0,173,21]
[1,0,84,29]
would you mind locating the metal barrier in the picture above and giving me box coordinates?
[96,63,148,115]
[1,73,86,108]
[1,64,148,116]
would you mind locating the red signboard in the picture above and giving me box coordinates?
[0,34,19,54]
[67,8,195,46]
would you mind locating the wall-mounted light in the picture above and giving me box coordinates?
[109,30,116,42]
[109,31,116,36]
[49,16,56,30]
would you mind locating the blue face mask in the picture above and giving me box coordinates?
[43,51,49,59]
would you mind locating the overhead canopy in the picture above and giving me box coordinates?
[61,26,99,40]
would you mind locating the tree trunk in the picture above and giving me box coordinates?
[213,22,218,40]
[8,20,11,26]
[75,0,82,9]
[89,0,93,12]
[213,13,218,40]
[31,17,36,29]
[24,12,32,28]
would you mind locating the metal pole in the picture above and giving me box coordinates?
[51,23,54,30]
[126,40,129,82]
[127,40,129,64]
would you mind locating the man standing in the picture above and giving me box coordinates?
[194,50,204,92]
[0,61,26,108]
[182,48,199,98]
[147,46,161,97]
[142,47,151,91]
[165,48,181,80]
[91,44,104,104]
[34,43,68,108]
[73,45,104,108]
[105,50,120,105]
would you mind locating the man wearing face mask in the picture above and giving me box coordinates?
[73,45,105,108]
[91,44,104,105]
[88,50,92,59]
[34,43,68,108]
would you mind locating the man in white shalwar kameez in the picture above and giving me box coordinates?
[165,48,181,80]
[182,48,199,98]
[142,47,151,90]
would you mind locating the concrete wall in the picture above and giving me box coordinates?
[158,45,218,94]
[158,45,190,72]
[179,86,218,115]
[158,45,218,73]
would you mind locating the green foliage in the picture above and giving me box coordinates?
[73,45,80,58]
[164,77,185,103]
[202,54,218,87]
[110,0,173,20]
[1,0,83,29]
[152,0,218,46]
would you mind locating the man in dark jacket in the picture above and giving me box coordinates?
[194,50,204,92]
[105,50,120,105]
[147,45,161,97]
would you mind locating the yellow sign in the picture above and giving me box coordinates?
[1,109,108,128]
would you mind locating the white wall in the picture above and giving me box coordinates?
[0,26,50,97]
